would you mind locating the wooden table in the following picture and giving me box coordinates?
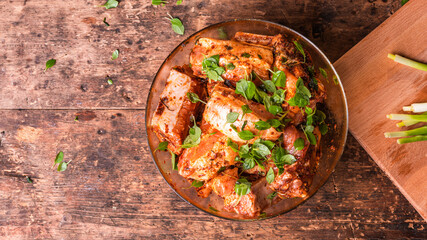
[0,0,426,239]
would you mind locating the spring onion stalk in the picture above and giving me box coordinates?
[397,135,427,144]
[396,112,427,127]
[384,126,427,138]
[402,103,427,113]
[388,54,427,72]
[386,114,427,122]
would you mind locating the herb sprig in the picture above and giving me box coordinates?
[202,55,225,81]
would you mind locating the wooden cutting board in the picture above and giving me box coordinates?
[334,0,427,221]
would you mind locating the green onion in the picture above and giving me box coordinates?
[397,135,427,144]
[388,54,427,72]
[384,126,427,138]
[396,112,427,127]
[402,103,427,113]
[386,114,427,122]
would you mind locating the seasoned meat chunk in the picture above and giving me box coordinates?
[151,66,205,155]
[224,192,260,218]
[190,38,273,85]
[202,84,282,143]
[178,132,238,181]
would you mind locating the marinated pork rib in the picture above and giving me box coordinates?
[269,125,317,199]
[190,38,274,84]
[203,84,282,144]
[151,65,205,155]
[178,132,238,181]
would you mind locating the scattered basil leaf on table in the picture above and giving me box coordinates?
[166,13,184,35]
[45,59,56,72]
[176,0,183,5]
[111,49,119,60]
[152,0,168,5]
[53,151,64,167]
[57,162,68,172]
[100,0,118,9]
[107,79,113,85]
[26,176,33,183]
[103,17,110,26]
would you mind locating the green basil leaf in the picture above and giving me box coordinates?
[152,0,168,5]
[107,79,113,85]
[401,0,409,6]
[227,138,239,152]
[262,80,276,93]
[101,0,118,9]
[241,53,251,58]
[319,67,327,79]
[271,89,285,104]
[191,180,204,188]
[238,130,254,141]
[254,120,271,130]
[111,49,119,60]
[293,40,306,62]
[181,119,201,148]
[54,151,64,165]
[305,125,314,133]
[202,55,225,81]
[103,17,110,26]
[170,17,185,35]
[267,192,277,199]
[271,70,287,87]
[209,206,219,212]
[241,105,252,119]
[155,141,169,152]
[306,131,317,145]
[226,62,235,70]
[258,139,275,150]
[26,176,33,183]
[45,59,56,72]
[320,123,328,135]
[267,119,281,128]
[235,79,256,100]
[57,162,68,172]
[252,142,271,158]
[282,154,297,165]
[266,168,275,184]
[242,157,256,170]
[239,144,250,158]
[293,138,305,150]
[235,178,251,196]
[333,75,339,85]
[226,112,239,123]
[186,92,206,104]
[218,27,228,40]
[268,105,283,115]
[176,0,183,5]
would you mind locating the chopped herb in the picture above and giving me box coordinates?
[155,141,168,152]
[74,116,79,122]
[227,138,239,152]
[176,0,183,5]
[238,130,254,141]
[226,62,235,70]
[209,206,219,212]
[202,55,225,81]
[111,49,119,60]
[26,176,33,183]
[226,112,239,124]
[241,105,252,119]
[45,59,56,72]
[209,132,218,135]
[235,79,256,100]
[235,178,251,196]
[319,67,327,78]
[241,53,251,58]
[166,13,184,35]
[266,168,275,184]
[191,180,204,188]
[293,40,306,62]
[181,117,202,148]
[152,0,168,5]
[100,0,118,9]
[254,120,271,130]
[57,162,68,172]
[293,138,305,150]
[217,166,227,173]
[267,192,277,199]
[186,92,206,104]
[103,17,110,26]
[107,79,113,85]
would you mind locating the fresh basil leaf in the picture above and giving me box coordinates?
[217,166,227,174]
[226,62,235,70]
[267,119,281,128]
[202,55,225,81]
[169,16,185,35]
[254,120,271,130]
[306,131,317,145]
[239,144,250,158]
[262,80,276,93]
[258,139,275,150]
[101,0,118,9]
[235,178,251,196]
[287,78,311,108]
[152,0,168,5]
[226,112,239,124]
[241,120,248,131]
[218,27,228,40]
[241,53,251,58]
[170,150,178,170]
[191,180,204,188]
[320,123,328,135]
[333,75,339,85]
[266,168,275,184]
[268,105,283,115]
[294,138,305,150]
[319,67,327,79]
[186,92,206,104]
[252,142,270,158]
[293,40,306,62]
[227,138,239,152]
[45,59,56,72]
[282,154,297,165]
[242,157,256,170]
[26,176,33,183]
[155,141,169,152]
[103,17,110,26]
[230,124,238,132]
[209,206,219,212]
[111,49,119,60]
[57,162,68,172]
[267,192,277,199]
[401,0,409,5]
[238,130,254,141]
[176,0,183,5]
[305,125,314,133]
[271,70,287,87]
[107,79,113,85]
[235,79,256,100]
[271,89,285,104]
[181,118,201,148]
[54,151,64,165]
[241,105,252,119]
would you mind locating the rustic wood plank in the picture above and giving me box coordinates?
[334,0,427,221]
[0,110,425,239]
[0,0,400,109]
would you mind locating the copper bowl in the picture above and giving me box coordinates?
[145,19,348,221]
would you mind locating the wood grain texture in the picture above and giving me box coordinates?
[334,0,427,221]
[0,0,426,239]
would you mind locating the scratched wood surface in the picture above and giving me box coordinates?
[0,0,426,239]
